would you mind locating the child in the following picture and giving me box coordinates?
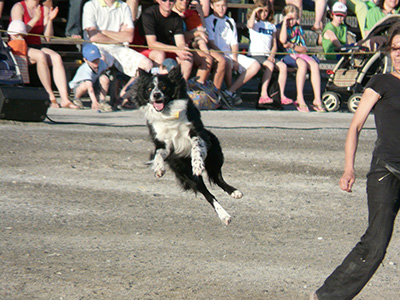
[7,20,30,84]
[279,4,325,112]
[205,0,261,108]
[178,0,209,53]
[247,0,293,106]
[69,44,111,112]
[322,2,348,60]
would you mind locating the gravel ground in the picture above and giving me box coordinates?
[1,107,399,300]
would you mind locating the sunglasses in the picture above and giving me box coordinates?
[161,0,175,2]
[333,13,346,17]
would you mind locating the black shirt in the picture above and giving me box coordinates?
[139,5,184,46]
[366,73,400,163]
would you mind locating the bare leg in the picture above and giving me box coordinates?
[228,61,260,93]
[41,48,77,108]
[295,58,308,107]
[260,60,274,97]
[210,50,226,90]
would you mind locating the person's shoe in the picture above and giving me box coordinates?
[258,95,273,104]
[231,92,243,105]
[72,98,84,109]
[281,96,294,105]
[99,101,113,112]
[220,90,235,109]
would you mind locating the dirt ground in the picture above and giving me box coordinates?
[1,108,399,300]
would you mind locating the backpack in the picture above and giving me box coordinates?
[187,79,221,110]
[255,77,282,110]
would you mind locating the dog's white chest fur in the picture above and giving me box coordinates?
[143,100,192,156]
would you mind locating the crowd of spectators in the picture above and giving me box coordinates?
[1,0,398,111]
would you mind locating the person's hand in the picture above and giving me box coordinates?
[267,56,275,62]
[176,47,193,60]
[48,6,59,21]
[32,5,42,22]
[92,102,100,111]
[190,0,201,12]
[253,7,264,15]
[196,31,208,43]
[339,169,355,192]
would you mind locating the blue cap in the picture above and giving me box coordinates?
[82,44,101,62]
[162,58,178,72]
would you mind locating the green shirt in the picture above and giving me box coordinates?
[365,6,400,31]
[322,22,347,60]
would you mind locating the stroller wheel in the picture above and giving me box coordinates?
[347,93,362,113]
[322,92,341,112]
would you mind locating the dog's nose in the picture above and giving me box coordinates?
[153,92,162,99]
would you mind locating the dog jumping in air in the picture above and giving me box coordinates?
[127,66,243,225]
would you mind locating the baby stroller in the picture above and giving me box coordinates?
[322,15,400,113]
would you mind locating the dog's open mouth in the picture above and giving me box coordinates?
[152,100,164,111]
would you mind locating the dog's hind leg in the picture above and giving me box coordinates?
[214,172,243,199]
[196,176,232,225]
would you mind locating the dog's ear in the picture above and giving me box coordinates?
[138,68,151,78]
[168,64,182,81]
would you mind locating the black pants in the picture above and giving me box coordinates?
[316,159,400,300]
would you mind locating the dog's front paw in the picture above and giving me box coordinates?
[192,158,205,176]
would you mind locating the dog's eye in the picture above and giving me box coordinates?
[161,86,166,91]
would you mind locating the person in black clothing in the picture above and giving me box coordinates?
[311,25,400,300]
[139,0,193,80]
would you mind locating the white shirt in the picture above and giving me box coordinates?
[82,0,134,41]
[205,14,238,55]
[248,20,276,56]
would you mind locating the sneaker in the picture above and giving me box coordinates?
[72,98,84,109]
[220,90,235,109]
[231,92,243,105]
[99,101,113,112]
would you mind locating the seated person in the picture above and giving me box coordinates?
[173,0,226,96]
[10,0,79,109]
[205,0,261,107]
[82,0,153,83]
[322,1,348,60]
[365,0,400,36]
[137,0,193,80]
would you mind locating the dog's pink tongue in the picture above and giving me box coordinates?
[153,102,164,111]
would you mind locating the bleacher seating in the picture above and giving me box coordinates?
[0,0,362,101]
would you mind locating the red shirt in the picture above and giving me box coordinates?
[20,1,44,45]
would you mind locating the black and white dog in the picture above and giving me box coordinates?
[127,66,242,225]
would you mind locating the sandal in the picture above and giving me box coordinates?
[311,104,326,112]
[50,99,60,108]
[61,101,80,109]
[294,101,309,112]
[258,95,273,104]
[281,96,293,105]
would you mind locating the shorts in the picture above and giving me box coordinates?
[96,44,149,77]
[282,54,320,68]
[226,53,257,74]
